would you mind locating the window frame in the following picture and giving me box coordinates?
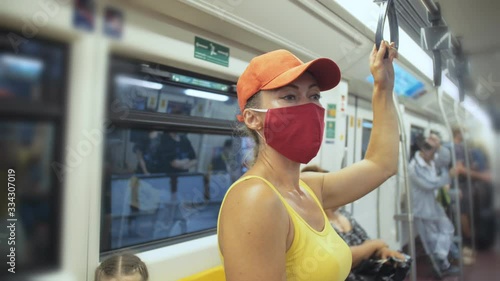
[100,55,239,255]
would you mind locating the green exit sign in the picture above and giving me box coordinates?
[194,36,230,67]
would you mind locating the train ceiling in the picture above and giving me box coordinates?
[129,0,499,129]
[437,0,500,129]
[394,0,500,128]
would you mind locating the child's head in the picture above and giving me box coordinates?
[95,254,149,281]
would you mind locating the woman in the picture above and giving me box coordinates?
[218,42,398,281]
[326,207,406,281]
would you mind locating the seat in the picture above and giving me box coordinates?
[178,265,225,281]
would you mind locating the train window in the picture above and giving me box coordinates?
[0,121,60,269]
[110,57,238,121]
[361,120,372,159]
[101,56,245,253]
[100,128,253,251]
[0,31,67,105]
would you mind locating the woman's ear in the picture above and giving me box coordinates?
[243,109,263,131]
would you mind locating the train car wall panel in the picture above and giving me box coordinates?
[0,0,79,43]
[305,80,349,173]
[176,0,371,64]
[138,236,220,281]
[110,2,258,83]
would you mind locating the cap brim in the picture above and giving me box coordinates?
[261,58,341,91]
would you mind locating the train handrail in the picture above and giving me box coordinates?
[437,88,464,280]
[453,103,477,255]
[375,0,399,58]
[392,93,417,281]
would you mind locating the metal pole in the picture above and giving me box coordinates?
[351,97,359,216]
[395,147,401,242]
[453,103,476,254]
[392,93,417,281]
[437,89,464,280]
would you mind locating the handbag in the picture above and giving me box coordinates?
[353,254,412,281]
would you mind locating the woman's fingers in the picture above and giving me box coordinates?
[376,40,388,61]
[388,42,398,61]
[394,251,406,260]
[374,41,398,61]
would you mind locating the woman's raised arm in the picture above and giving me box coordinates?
[305,41,400,209]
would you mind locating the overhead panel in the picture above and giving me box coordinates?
[394,0,429,46]
[178,0,371,67]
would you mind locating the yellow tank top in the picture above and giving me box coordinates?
[217,175,352,281]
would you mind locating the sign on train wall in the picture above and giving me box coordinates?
[194,36,230,67]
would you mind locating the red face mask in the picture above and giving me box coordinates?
[250,103,325,163]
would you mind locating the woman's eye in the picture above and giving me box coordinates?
[310,94,321,100]
[281,94,296,101]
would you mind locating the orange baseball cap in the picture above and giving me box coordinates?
[236,49,341,121]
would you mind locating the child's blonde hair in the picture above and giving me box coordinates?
[95,254,149,281]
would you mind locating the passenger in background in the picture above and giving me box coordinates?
[433,134,453,213]
[451,127,473,245]
[133,130,164,175]
[301,165,407,281]
[455,136,495,254]
[128,176,148,237]
[163,132,197,173]
[210,139,240,183]
[95,253,149,281]
[433,134,452,175]
[450,128,492,261]
[409,134,460,277]
[218,41,399,281]
[454,135,492,183]
[211,139,233,172]
[327,208,408,280]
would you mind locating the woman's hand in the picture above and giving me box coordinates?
[376,247,406,261]
[369,239,387,250]
[369,41,398,93]
[455,161,467,175]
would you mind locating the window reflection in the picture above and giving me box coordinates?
[0,37,66,102]
[0,121,57,270]
[0,55,44,100]
[102,128,254,251]
[113,76,238,120]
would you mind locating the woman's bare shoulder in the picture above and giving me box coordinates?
[220,177,287,216]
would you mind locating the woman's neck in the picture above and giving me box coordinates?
[250,146,301,191]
